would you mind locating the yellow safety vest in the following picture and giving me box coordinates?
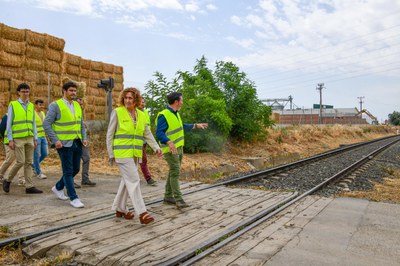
[52,99,82,141]
[156,109,184,153]
[143,108,151,130]
[113,107,145,159]
[10,101,34,139]
[35,110,46,137]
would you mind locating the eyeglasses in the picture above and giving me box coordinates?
[20,91,30,94]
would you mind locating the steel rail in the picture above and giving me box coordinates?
[0,134,397,249]
[158,136,400,266]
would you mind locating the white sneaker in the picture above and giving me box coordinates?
[37,173,47,179]
[70,198,84,208]
[51,186,68,200]
[18,180,26,186]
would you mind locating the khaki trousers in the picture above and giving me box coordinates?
[0,144,24,183]
[7,137,34,188]
[112,158,147,215]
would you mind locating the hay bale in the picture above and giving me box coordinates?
[103,63,113,74]
[0,79,10,93]
[114,66,123,74]
[0,39,26,55]
[1,24,25,42]
[80,59,91,70]
[65,53,81,66]
[26,30,47,47]
[45,47,63,62]
[26,45,45,60]
[23,69,40,83]
[89,70,102,80]
[46,34,65,51]
[24,57,44,71]
[46,60,61,74]
[90,61,103,71]
[80,68,90,78]
[0,91,11,107]
[0,66,23,80]
[0,51,23,67]
[66,64,80,76]
[10,79,34,92]
[37,72,61,86]
[114,83,123,92]
[51,85,63,98]
[114,74,123,83]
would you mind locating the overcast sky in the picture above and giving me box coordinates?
[1,0,399,122]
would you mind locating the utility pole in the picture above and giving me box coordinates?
[316,83,325,124]
[357,96,365,112]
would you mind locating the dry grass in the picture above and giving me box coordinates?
[0,246,73,266]
[341,170,400,203]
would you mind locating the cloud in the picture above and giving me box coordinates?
[226,36,255,49]
[36,0,95,15]
[206,4,217,11]
[99,0,183,11]
[115,14,158,29]
[185,1,200,12]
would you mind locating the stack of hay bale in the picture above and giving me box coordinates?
[0,23,124,120]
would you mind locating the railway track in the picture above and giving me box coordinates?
[1,135,399,265]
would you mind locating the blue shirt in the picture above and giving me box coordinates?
[156,106,193,144]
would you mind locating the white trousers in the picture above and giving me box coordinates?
[112,159,146,215]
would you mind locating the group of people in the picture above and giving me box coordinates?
[0,81,208,225]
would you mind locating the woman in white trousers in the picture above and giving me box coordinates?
[106,87,162,224]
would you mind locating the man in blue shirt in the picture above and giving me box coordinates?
[156,92,207,209]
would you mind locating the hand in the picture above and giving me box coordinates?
[83,140,88,147]
[9,140,15,150]
[168,141,177,155]
[108,157,115,166]
[156,149,163,158]
[55,140,63,149]
[34,140,37,149]
[196,123,208,129]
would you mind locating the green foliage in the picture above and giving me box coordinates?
[214,61,274,141]
[388,111,400,126]
[143,56,274,153]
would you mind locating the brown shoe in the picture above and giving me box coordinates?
[116,211,134,220]
[139,212,154,224]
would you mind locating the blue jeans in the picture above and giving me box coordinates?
[56,140,82,201]
[32,136,48,175]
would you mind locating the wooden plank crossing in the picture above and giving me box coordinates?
[22,186,295,265]
[193,196,333,265]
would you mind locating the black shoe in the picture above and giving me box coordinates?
[163,197,176,205]
[3,180,10,193]
[81,180,96,186]
[74,182,81,189]
[26,187,43,194]
[176,199,189,209]
[146,178,157,186]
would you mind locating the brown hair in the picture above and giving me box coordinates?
[117,87,141,107]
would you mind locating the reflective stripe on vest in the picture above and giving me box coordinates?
[53,99,82,141]
[156,109,184,153]
[10,101,34,139]
[35,110,46,137]
[113,107,145,159]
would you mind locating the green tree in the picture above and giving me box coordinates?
[214,61,274,141]
[388,111,400,125]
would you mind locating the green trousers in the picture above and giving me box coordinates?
[164,147,183,200]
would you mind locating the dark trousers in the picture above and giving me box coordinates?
[56,140,82,201]
[139,143,151,181]
[81,145,90,182]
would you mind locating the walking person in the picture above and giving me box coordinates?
[139,97,157,186]
[106,87,162,224]
[43,81,87,208]
[32,99,48,179]
[73,97,96,187]
[0,111,25,185]
[2,83,43,194]
[156,92,208,208]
